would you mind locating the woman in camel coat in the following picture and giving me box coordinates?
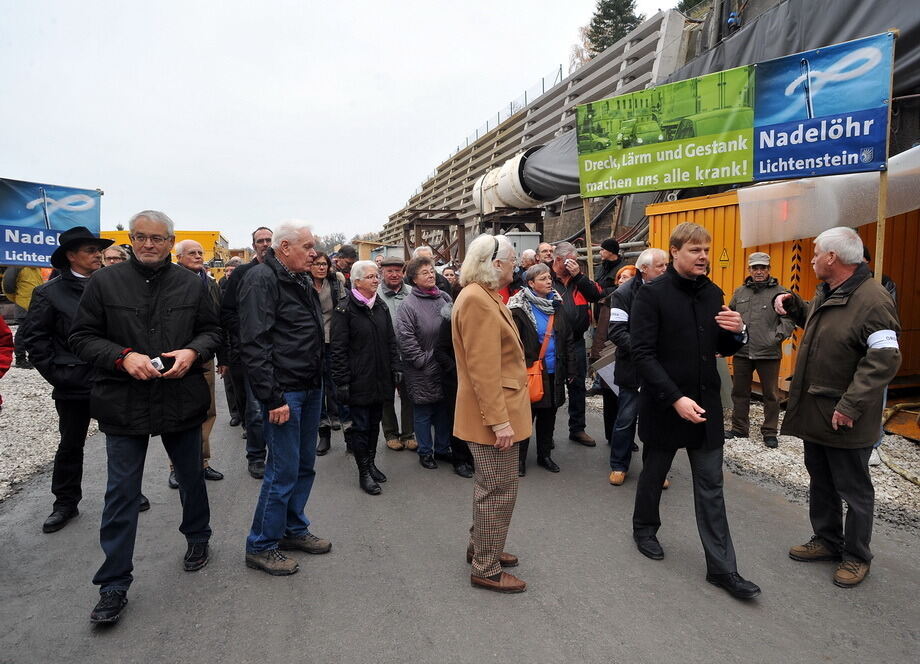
[452,233,531,594]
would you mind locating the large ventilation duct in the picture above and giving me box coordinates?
[471,147,553,214]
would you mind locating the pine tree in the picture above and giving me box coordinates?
[586,0,645,55]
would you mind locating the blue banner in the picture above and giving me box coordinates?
[0,178,102,267]
[753,33,894,181]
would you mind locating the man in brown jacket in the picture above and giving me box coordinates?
[775,227,901,589]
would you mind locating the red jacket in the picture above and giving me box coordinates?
[0,315,13,408]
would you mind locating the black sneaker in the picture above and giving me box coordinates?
[90,589,128,624]
[184,542,210,571]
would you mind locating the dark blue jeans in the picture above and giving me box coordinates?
[243,372,266,462]
[246,389,322,553]
[413,400,451,456]
[93,427,211,593]
[610,387,640,471]
[567,336,587,434]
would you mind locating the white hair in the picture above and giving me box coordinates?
[103,245,128,260]
[174,239,202,256]
[521,249,536,261]
[129,210,174,236]
[459,234,514,289]
[351,260,378,282]
[272,219,312,249]
[412,245,435,259]
[636,247,667,271]
[814,227,863,265]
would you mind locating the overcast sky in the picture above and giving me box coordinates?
[0,0,666,247]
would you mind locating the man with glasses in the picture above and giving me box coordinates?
[70,211,221,624]
[221,227,272,479]
[21,227,153,533]
[726,252,795,448]
[102,245,129,265]
[162,240,226,488]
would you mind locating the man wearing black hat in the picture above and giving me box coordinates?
[20,227,151,533]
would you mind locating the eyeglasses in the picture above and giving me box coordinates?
[130,234,171,246]
[313,262,329,268]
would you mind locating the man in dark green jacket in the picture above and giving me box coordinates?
[727,252,795,448]
[775,227,901,589]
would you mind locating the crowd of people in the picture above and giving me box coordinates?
[0,212,901,623]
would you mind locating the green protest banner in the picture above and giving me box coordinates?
[577,66,755,196]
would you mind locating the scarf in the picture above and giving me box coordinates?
[352,287,377,309]
[275,255,310,290]
[507,286,557,329]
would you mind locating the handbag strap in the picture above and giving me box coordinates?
[538,314,554,361]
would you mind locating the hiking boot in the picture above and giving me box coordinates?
[609,470,627,486]
[404,438,418,451]
[789,536,841,562]
[245,549,299,575]
[90,589,128,624]
[279,532,332,554]
[183,542,210,571]
[386,438,404,451]
[834,559,870,588]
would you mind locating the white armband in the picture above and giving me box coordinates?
[610,308,629,323]
[867,329,899,350]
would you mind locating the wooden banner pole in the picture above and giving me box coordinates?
[582,197,595,281]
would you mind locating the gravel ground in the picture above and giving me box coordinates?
[586,392,920,533]
[0,364,98,501]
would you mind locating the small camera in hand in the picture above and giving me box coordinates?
[150,356,175,373]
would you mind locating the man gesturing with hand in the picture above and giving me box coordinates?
[629,222,761,601]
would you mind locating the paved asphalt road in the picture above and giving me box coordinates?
[1,398,918,664]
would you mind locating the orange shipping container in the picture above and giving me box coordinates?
[646,191,919,390]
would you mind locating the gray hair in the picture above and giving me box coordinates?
[226,256,242,267]
[815,227,864,265]
[128,210,174,237]
[521,248,536,262]
[174,239,203,256]
[554,241,577,259]
[635,247,667,271]
[351,260,378,282]
[103,244,129,260]
[459,234,514,289]
[524,262,550,283]
[272,219,312,249]
[412,245,435,259]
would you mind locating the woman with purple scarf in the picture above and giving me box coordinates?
[330,260,401,495]
[395,256,454,471]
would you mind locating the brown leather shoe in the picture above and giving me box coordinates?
[609,470,627,485]
[834,560,870,588]
[386,438,404,451]
[466,549,519,567]
[569,431,596,446]
[404,438,418,451]
[471,572,526,593]
[789,536,841,562]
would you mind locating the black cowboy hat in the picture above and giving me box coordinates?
[50,226,114,269]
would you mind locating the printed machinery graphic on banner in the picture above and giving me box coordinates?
[0,178,102,267]
[576,33,894,198]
